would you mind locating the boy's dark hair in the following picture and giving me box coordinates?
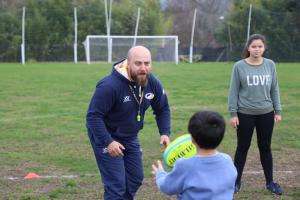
[242,34,267,58]
[188,111,225,149]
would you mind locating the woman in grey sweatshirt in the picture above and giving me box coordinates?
[228,34,283,195]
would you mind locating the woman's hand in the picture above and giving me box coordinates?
[230,117,239,128]
[274,114,282,123]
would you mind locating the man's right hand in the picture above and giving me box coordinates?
[107,141,125,157]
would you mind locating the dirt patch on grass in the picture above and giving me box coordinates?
[0,148,299,199]
[139,147,300,199]
[241,148,300,188]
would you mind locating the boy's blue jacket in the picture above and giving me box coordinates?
[86,60,171,147]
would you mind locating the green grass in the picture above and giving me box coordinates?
[0,62,299,199]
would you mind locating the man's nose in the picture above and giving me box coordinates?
[140,64,147,71]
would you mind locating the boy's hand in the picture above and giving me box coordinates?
[152,160,164,175]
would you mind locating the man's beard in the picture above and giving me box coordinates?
[133,74,148,87]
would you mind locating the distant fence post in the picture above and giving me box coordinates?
[133,7,140,47]
[74,7,78,63]
[189,9,197,64]
[247,4,252,41]
[21,6,26,65]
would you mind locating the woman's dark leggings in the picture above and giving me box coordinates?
[234,111,274,185]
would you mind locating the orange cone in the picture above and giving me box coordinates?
[24,172,40,179]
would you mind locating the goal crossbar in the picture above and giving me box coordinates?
[83,35,179,64]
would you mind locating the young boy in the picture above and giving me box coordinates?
[152,111,237,200]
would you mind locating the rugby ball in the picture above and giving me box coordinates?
[163,134,197,167]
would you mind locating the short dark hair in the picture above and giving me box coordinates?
[242,34,267,58]
[188,111,225,149]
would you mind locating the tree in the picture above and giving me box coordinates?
[0,0,166,62]
[216,0,300,62]
[111,0,164,35]
[0,8,21,62]
[164,0,231,51]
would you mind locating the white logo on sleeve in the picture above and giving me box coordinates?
[145,93,154,100]
[123,96,131,102]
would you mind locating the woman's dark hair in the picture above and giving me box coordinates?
[242,34,267,58]
[188,111,225,149]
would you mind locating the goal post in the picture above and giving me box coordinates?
[83,35,179,64]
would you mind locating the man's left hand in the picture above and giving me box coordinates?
[160,135,170,148]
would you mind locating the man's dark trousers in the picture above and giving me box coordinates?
[88,131,143,200]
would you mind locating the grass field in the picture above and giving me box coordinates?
[0,62,299,199]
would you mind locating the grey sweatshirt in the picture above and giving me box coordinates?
[228,58,281,117]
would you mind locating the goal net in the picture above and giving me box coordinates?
[83,35,179,64]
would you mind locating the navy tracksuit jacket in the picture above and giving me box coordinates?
[86,60,171,200]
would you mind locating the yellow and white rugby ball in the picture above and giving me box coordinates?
[163,134,196,167]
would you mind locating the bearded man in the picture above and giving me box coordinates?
[86,46,171,200]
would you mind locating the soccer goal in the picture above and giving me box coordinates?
[83,35,179,64]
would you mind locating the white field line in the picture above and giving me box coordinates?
[243,170,294,175]
[1,104,290,123]
[4,173,98,180]
[2,170,296,180]
[0,105,223,123]
[0,112,80,123]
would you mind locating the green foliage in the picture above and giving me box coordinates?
[26,0,50,61]
[216,0,300,62]
[140,0,165,35]
[0,9,21,61]
[111,0,164,35]
[0,0,165,62]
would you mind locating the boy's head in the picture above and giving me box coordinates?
[188,111,225,149]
